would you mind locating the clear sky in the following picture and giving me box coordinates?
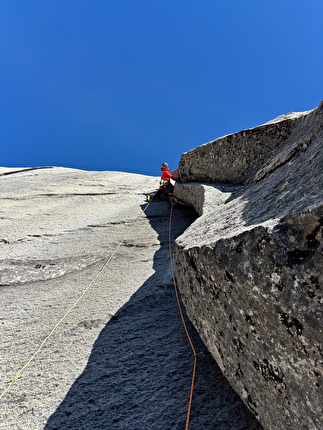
[1,0,322,177]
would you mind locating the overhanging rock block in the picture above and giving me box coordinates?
[173,102,323,430]
[178,105,319,185]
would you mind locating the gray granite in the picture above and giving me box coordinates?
[0,167,262,430]
[174,102,323,430]
[178,107,314,185]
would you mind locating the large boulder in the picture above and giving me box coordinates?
[174,102,323,429]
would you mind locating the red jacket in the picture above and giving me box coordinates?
[161,166,176,182]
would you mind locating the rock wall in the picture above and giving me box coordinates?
[174,102,323,430]
[0,167,262,429]
[178,109,312,185]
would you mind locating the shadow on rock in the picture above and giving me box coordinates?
[45,199,262,430]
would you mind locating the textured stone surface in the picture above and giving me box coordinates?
[0,167,262,429]
[178,107,315,185]
[174,102,323,429]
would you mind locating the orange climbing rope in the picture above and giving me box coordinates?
[168,197,197,430]
[1,193,198,430]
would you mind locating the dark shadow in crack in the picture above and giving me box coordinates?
[45,199,262,430]
[0,166,53,176]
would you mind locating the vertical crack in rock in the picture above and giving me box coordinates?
[0,168,263,430]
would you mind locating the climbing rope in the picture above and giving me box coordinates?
[1,192,198,430]
[168,197,197,430]
[0,197,152,401]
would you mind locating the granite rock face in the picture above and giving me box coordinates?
[174,102,323,430]
[0,167,262,430]
[178,108,313,184]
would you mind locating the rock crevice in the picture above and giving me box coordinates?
[0,167,263,430]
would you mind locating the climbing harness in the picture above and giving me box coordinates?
[168,196,197,430]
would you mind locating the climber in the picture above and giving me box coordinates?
[147,163,177,201]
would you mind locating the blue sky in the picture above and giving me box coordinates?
[1,1,322,177]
